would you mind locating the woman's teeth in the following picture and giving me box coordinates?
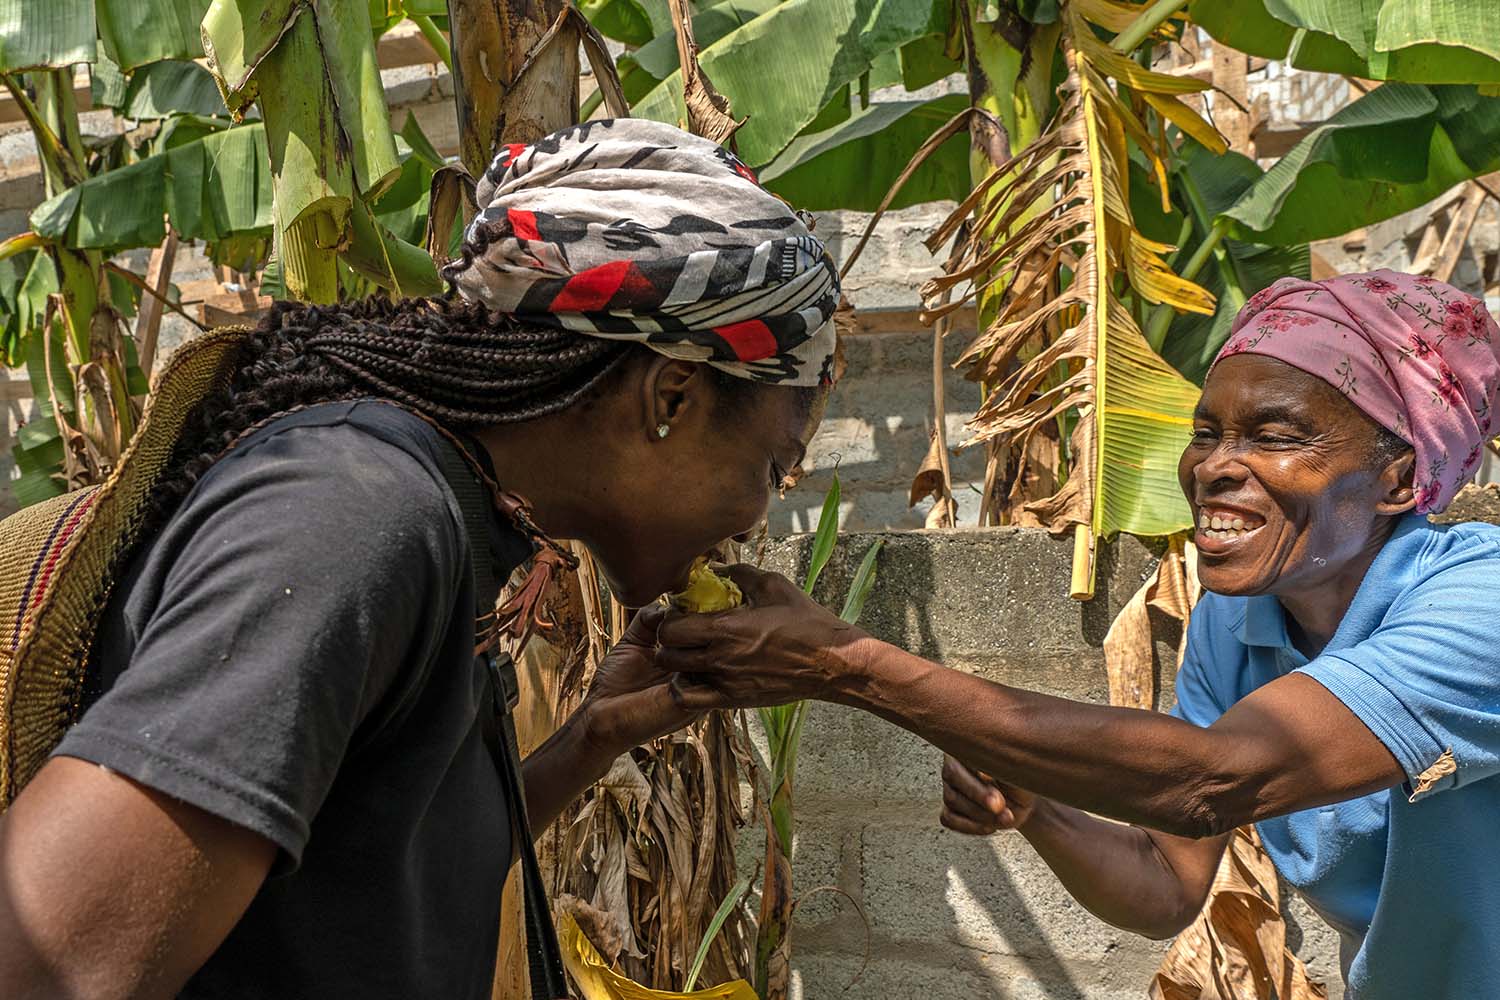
[1198,511,1257,541]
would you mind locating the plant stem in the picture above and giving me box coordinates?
[0,75,85,190]
[1110,0,1189,54]
[0,231,43,262]
[1144,218,1227,350]
[410,14,453,72]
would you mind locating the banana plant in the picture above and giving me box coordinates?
[200,0,441,302]
[752,475,882,1000]
[0,0,194,498]
[1191,0,1500,86]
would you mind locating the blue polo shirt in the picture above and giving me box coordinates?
[1171,513,1500,999]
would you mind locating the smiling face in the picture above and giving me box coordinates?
[1179,354,1416,600]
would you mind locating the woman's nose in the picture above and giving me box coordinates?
[1194,440,1247,487]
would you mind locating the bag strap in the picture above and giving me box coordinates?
[432,434,571,1000]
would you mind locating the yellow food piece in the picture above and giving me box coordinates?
[560,913,758,1000]
[669,559,743,613]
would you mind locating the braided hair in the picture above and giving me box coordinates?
[143,295,651,533]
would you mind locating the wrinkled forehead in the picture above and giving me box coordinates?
[1198,354,1363,429]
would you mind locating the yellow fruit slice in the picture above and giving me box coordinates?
[669,559,743,613]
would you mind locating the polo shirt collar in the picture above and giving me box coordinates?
[1230,594,1294,649]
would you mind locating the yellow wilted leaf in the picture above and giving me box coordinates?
[560,913,760,1000]
[923,0,1227,597]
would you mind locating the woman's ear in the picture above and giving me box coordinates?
[1376,447,1418,515]
[641,357,705,440]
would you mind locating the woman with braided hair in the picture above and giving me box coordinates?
[0,120,836,998]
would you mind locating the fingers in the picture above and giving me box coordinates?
[668,674,735,714]
[718,563,799,605]
[941,757,1005,813]
[622,603,666,645]
[655,608,724,651]
[942,782,1013,831]
[940,808,1004,837]
[939,757,1019,836]
[654,643,725,676]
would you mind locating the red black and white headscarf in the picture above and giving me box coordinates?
[443,119,840,388]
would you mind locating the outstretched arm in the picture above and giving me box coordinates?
[656,565,1405,839]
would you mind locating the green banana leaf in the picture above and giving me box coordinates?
[1221,83,1500,246]
[203,0,414,301]
[101,59,226,119]
[590,0,778,114]
[629,0,780,81]
[898,32,962,91]
[28,116,440,296]
[1191,0,1500,84]
[759,94,970,211]
[98,0,211,73]
[630,0,937,167]
[1131,146,1310,384]
[30,123,274,249]
[0,0,95,71]
[579,0,669,46]
[0,251,56,367]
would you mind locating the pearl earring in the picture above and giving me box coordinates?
[656,423,670,439]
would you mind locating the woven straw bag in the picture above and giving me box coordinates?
[0,327,249,808]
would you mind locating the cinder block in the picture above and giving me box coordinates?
[788,950,1159,1000]
[860,823,1158,966]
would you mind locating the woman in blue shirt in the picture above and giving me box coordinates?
[654,269,1500,998]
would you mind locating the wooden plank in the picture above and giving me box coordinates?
[135,229,180,379]
[1250,123,1314,159]
[0,380,33,401]
[1212,47,1252,156]
[851,305,977,337]
[1431,182,1490,282]
[0,70,91,125]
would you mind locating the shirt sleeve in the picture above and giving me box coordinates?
[1298,550,1500,802]
[1168,597,1230,727]
[54,421,463,866]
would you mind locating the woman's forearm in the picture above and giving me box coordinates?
[519,713,617,836]
[838,639,1236,837]
[1018,799,1224,939]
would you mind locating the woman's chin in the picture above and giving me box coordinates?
[600,564,693,609]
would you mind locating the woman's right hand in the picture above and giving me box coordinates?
[940,756,1038,836]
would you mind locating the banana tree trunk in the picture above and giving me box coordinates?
[446,0,579,177]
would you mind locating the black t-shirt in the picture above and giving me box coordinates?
[54,400,534,999]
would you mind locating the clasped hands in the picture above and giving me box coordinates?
[584,562,1031,839]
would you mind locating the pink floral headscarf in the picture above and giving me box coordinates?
[1210,269,1500,513]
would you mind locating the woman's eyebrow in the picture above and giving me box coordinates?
[1191,403,1319,432]
[1246,404,1319,431]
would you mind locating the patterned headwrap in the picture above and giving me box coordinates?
[1211,269,1500,513]
[442,119,840,388]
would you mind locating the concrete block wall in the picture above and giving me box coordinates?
[755,528,1346,999]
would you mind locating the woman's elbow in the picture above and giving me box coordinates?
[1135,902,1204,941]
[1148,774,1249,840]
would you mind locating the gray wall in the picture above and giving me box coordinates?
[755,528,1348,1000]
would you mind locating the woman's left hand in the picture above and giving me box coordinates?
[579,605,700,755]
[654,564,876,712]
